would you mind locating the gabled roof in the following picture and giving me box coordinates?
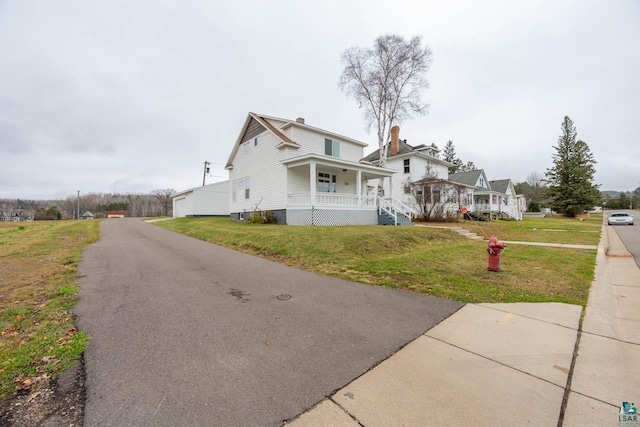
[225,113,367,169]
[489,179,512,194]
[363,140,451,167]
[363,140,415,161]
[172,180,230,199]
[448,170,485,187]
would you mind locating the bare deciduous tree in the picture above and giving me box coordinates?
[408,166,459,222]
[152,189,175,217]
[339,34,432,172]
[526,171,546,203]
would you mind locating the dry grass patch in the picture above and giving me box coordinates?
[0,221,99,399]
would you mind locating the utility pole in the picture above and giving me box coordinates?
[203,161,210,186]
[77,190,80,220]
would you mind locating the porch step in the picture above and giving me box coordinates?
[451,227,485,240]
[378,211,414,226]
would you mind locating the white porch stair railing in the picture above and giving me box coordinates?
[377,196,416,225]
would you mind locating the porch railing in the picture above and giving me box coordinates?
[472,203,522,220]
[382,197,416,220]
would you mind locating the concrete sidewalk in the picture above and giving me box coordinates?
[288,302,581,426]
[563,225,640,426]
[286,223,638,426]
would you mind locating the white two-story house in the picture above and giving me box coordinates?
[225,113,396,225]
[362,126,455,213]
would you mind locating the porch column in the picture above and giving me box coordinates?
[356,170,362,205]
[309,162,316,206]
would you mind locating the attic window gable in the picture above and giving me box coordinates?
[241,117,267,144]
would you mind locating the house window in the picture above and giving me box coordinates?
[404,159,410,173]
[479,177,484,187]
[423,185,441,204]
[324,138,340,158]
[244,142,251,154]
[254,137,259,146]
[318,172,337,193]
[232,177,250,202]
[404,185,411,194]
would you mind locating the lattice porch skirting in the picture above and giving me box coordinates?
[286,209,377,226]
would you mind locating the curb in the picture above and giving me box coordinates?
[603,224,633,258]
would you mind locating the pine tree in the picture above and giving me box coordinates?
[545,116,600,217]
[443,140,456,164]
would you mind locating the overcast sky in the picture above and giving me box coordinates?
[1,0,638,200]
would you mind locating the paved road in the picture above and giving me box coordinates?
[75,219,462,426]
[607,210,640,267]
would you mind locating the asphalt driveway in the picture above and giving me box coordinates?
[75,219,462,426]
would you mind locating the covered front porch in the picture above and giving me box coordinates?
[472,191,521,220]
[281,154,395,225]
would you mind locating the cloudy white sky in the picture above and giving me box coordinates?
[1,0,638,200]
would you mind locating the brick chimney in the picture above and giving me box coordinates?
[390,126,400,156]
[296,117,305,124]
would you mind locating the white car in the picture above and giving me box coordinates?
[607,212,634,226]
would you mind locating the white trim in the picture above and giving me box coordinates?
[282,153,396,177]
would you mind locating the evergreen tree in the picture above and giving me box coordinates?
[443,140,456,163]
[545,116,600,217]
[633,187,640,209]
[442,140,478,174]
[457,161,477,173]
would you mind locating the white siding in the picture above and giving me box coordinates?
[377,155,448,203]
[287,167,309,194]
[172,181,229,218]
[229,132,287,213]
[289,127,364,161]
[286,167,358,195]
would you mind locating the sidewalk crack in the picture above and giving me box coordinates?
[475,304,580,331]
[425,335,567,389]
[556,307,584,426]
[580,329,640,346]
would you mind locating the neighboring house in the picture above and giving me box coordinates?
[362,126,455,214]
[107,210,125,218]
[0,212,21,222]
[80,211,95,220]
[225,112,396,225]
[172,181,229,218]
[448,170,523,220]
[516,194,527,214]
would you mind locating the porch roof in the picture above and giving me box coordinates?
[281,154,396,179]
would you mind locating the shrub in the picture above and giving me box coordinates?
[246,210,276,224]
[528,201,541,212]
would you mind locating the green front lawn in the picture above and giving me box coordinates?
[437,214,603,245]
[157,217,598,306]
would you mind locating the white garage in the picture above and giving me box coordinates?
[172,181,229,218]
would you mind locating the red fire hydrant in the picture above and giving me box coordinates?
[487,236,506,272]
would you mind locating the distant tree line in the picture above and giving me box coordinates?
[602,189,640,210]
[0,189,175,221]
